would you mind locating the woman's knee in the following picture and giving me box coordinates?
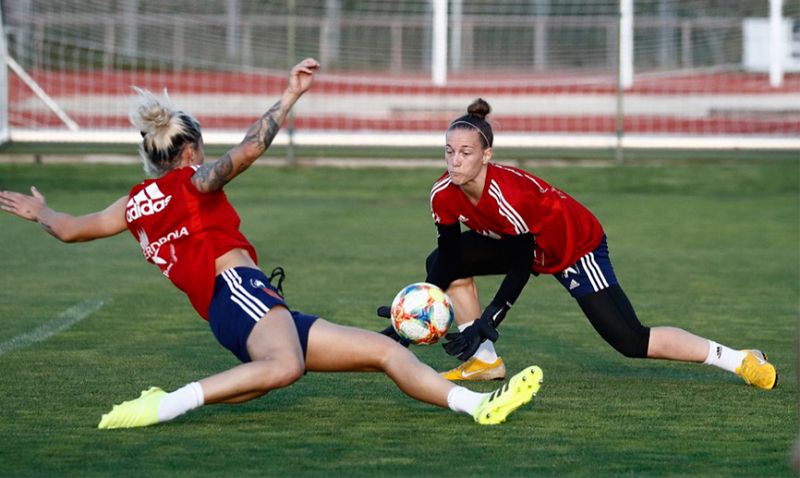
[578,286,650,359]
[251,355,305,390]
[448,276,475,291]
[378,338,417,370]
[274,356,305,387]
[609,329,651,358]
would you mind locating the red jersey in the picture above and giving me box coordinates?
[125,166,257,320]
[430,163,604,274]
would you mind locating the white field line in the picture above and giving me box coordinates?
[0,298,107,357]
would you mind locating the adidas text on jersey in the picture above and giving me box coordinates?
[126,183,172,222]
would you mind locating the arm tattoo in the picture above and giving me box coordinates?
[191,99,284,192]
[191,153,234,192]
[38,220,57,237]
[243,100,283,151]
[210,154,234,188]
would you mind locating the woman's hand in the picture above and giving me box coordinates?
[191,58,320,193]
[0,188,127,242]
[286,58,320,98]
[0,186,47,222]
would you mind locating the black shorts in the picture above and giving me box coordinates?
[429,231,617,298]
[427,230,520,277]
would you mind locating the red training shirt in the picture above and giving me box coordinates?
[125,166,258,319]
[430,163,604,275]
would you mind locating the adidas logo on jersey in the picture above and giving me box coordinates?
[126,183,172,222]
[569,279,580,290]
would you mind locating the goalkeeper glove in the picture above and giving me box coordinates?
[377,306,411,347]
[442,303,507,361]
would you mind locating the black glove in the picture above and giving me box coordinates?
[481,302,510,328]
[377,306,411,347]
[377,305,391,319]
[442,314,499,361]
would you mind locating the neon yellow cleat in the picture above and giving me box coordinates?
[735,350,777,390]
[441,357,507,381]
[473,365,543,425]
[98,387,166,429]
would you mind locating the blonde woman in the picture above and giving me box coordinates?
[0,61,542,429]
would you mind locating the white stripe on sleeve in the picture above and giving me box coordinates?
[430,177,451,209]
[488,180,529,234]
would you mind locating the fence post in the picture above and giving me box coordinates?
[0,6,8,145]
[769,0,785,88]
[450,0,463,72]
[122,0,139,56]
[616,0,634,164]
[226,0,240,64]
[431,0,447,86]
[287,0,297,167]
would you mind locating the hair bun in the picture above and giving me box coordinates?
[467,98,491,120]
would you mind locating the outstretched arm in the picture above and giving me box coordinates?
[0,187,128,242]
[191,58,320,193]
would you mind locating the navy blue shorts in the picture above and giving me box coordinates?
[554,236,619,299]
[208,267,318,363]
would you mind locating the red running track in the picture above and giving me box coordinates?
[9,70,800,134]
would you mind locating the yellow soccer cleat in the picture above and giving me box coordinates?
[98,387,166,429]
[440,357,507,381]
[735,350,777,390]
[473,365,543,425]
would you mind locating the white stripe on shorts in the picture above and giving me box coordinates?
[224,269,270,316]
[580,252,609,292]
[221,269,270,321]
[221,271,264,321]
[229,294,263,321]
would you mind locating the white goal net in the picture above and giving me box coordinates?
[2,0,799,150]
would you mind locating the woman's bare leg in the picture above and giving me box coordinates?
[97,306,305,428]
[647,326,709,362]
[200,306,306,404]
[305,319,455,407]
[443,277,502,372]
[446,277,482,326]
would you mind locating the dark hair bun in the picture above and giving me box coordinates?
[467,98,491,120]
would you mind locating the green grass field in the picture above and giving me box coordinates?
[0,159,797,477]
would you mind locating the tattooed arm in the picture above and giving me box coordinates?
[0,187,128,242]
[191,58,320,193]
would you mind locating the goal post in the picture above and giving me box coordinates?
[2,1,799,152]
[0,6,9,146]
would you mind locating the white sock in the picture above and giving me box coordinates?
[157,382,205,422]
[446,386,488,416]
[458,321,499,363]
[473,341,498,363]
[703,341,746,373]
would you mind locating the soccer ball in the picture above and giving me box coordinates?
[390,282,454,345]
